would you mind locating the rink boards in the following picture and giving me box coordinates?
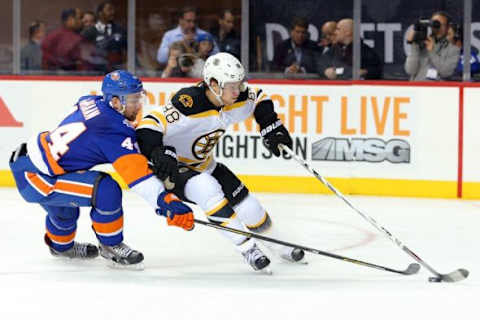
[0,77,478,199]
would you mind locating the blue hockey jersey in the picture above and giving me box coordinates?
[27,95,159,196]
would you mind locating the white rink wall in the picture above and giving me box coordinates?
[463,87,480,198]
[0,78,478,198]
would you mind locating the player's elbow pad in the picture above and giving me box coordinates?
[136,128,164,160]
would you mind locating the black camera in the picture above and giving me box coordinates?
[408,18,442,45]
[177,54,196,68]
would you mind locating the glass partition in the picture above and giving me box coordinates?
[363,0,465,80]
[249,0,354,80]
[0,0,13,74]
[471,0,480,81]
[19,0,127,75]
[0,0,477,80]
[135,0,241,77]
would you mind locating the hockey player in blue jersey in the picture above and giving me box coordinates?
[8,70,194,269]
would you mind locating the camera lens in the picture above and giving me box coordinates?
[178,54,194,68]
[431,20,441,29]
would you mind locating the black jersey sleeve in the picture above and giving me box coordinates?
[136,128,164,160]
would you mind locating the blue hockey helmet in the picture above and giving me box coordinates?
[101,70,144,106]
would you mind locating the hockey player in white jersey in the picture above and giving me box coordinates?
[136,52,304,273]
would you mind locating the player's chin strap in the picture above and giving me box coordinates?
[207,85,224,105]
[109,98,126,115]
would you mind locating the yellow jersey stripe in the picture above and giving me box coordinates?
[150,110,168,131]
[246,212,268,229]
[177,155,202,164]
[184,156,213,172]
[191,156,212,171]
[223,101,247,112]
[206,198,228,216]
[189,110,219,118]
[137,118,159,128]
[221,213,237,226]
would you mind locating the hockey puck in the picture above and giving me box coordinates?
[428,277,442,282]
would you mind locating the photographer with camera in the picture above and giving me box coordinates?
[405,11,460,81]
[161,41,196,78]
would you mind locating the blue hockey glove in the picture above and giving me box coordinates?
[156,191,194,231]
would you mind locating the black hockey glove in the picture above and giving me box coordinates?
[150,146,177,186]
[260,119,293,157]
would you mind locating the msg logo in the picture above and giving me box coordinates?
[312,137,410,163]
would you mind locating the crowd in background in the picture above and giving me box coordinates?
[19,3,240,77]
[21,2,126,74]
[18,2,480,81]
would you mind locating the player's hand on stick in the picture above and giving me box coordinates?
[156,191,194,231]
[260,119,293,157]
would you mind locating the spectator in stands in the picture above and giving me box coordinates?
[210,9,240,59]
[196,33,215,60]
[316,21,337,77]
[82,11,96,30]
[41,8,84,71]
[176,28,197,56]
[272,17,318,75]
[446,23,480,77]
[21,20,46,71]
[161,41,195,78]
[321,18,382,80]
[318,21,337,55]
[156,6,219,66]
[94,1,127,71]
[189,32,215,78]
[136,12,167,73]
[80,22,108,73]
[404,11,460,81]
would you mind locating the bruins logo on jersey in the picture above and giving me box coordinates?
[178,94,193,108]
[192,129,225,160]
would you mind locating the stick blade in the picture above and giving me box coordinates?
[441,268,469,282]
[403,263,421,275]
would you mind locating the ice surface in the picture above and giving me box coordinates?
[0,188,477,320]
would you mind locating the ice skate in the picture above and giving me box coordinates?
[239,239,272,274]
[45,234,99,259]
[99,242,144,270]
[262,240,308,265]
[279,246,308,264]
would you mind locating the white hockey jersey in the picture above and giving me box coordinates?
[137,83,270,172]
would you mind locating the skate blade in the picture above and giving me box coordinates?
[260,267,273,275]
[106,260,145,271]
[51,255,98,261]
[50,251,99,260]
[280,256,309,265]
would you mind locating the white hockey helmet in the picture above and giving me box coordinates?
[203,52,245,88]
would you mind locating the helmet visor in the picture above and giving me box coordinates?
[125,90,146,107]
[223,81,244,93]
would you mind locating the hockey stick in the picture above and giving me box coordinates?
[279,144,469,283]
[194,219,420,276]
